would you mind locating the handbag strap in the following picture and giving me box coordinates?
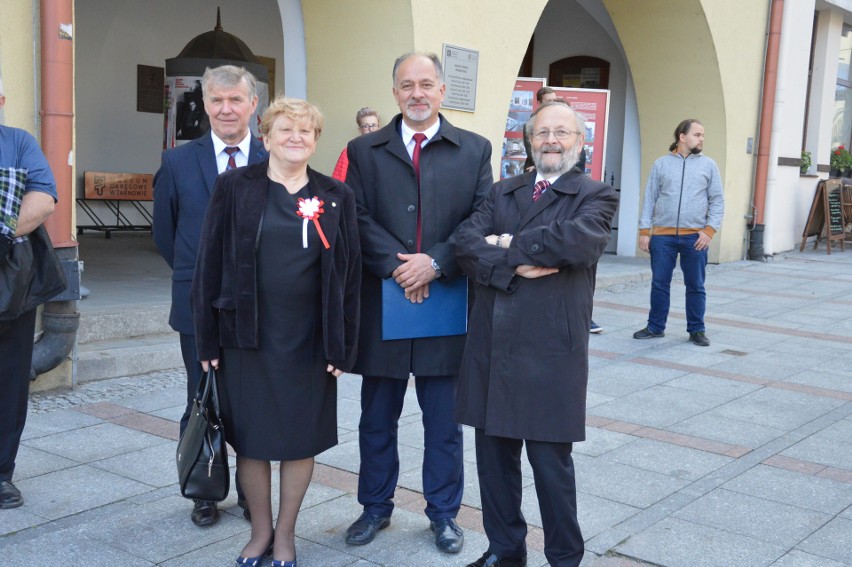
[194,366,213,405]
[207,367,223,420]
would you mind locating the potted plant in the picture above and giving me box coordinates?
[830,145,852,177]
[800,150,812,175]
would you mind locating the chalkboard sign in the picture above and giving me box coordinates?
[801,179,846,254]
[828,187,844,235]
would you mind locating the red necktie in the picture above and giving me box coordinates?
[533,179,550,202]
[224,146,240,170]
[412,133,427,252]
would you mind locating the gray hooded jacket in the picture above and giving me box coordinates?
[639,152,724,236]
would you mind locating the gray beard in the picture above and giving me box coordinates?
[534,145,580,177]
[405,103,432,123]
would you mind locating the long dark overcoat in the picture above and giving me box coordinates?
[345,114,492,379]
[454,170,618,442]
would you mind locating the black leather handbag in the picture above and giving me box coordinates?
[0,225,67,321]
[176,367,230,502]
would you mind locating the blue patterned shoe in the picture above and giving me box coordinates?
[236,542,273,566]
[270,558,297,567]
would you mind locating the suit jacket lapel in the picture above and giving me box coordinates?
[195,134,219,195]
[376,116,415,170]
[247,136,267,165]
[516,172,581,230]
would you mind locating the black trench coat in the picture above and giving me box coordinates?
[454,170,618,443]
[345,114,492,379]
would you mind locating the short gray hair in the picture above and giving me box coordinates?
[392,52,444,85]
[202,65,257,101]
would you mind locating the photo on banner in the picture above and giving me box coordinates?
[551,87,610,182]
[501,77,545,180]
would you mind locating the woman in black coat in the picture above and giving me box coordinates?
[193,97,360,567]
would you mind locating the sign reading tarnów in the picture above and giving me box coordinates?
[84,172,154,201]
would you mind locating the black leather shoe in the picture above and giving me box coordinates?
[345,511,390,545]
[689,332,710,346]
[467,551,527,567]
[191,500,220,527]
[430,518,464,553]
[0,480,23,509]
[633,327,664,339]
[238,497,251,522]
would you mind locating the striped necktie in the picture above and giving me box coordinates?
[533,179,550,201]
[224,146,240,170]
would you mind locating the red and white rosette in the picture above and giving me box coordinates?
[296,196,330,249]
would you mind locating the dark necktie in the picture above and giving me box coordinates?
[412,133,427,252]
[533,179,550,202]
[224,146,240,170]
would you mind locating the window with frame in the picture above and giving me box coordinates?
[832,24,852,149]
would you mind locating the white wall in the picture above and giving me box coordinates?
[764,0,817,254]
[529,0,634,254]
[75,0,283,192]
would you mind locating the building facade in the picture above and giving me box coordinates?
[1,0,850,385]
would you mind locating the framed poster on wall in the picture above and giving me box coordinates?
[501,77,546,180]
[551,87,610,182]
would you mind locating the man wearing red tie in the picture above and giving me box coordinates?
[153,65,266,527]
[455,102,618,567]
[344,52,492,554]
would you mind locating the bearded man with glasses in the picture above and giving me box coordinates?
[454,101,617,567]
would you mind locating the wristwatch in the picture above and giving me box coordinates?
[430,258,442,279]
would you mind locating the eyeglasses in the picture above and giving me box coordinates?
[359,123,379,131]
[532,129,582,141]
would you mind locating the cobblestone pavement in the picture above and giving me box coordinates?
[4,248,852,566]
[29,370,185,414]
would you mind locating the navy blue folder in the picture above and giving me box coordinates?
[382,277,468,340]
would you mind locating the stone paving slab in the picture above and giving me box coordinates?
[19,408,103,440]
[614,516,788,567]
[721,464,852,515]
[772,550,851,567]
[575,455,689,509]
[602,438,732,481]
[796,516,852,564]
[589,384,730,429]
[15,464,153,521]
[5,249,852,566]
[2,529,156,565]
[90,440,183,488]
[79,495,250,564]
[23,421,168,463]
[672,488,832,548]
[668,413,786,448]
[13,444,79,480]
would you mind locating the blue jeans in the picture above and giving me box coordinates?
[648,233,707,334]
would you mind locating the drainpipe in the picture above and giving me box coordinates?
[32,0,80,380]
[749,0,784,261]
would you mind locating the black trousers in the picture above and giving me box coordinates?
[0,308,37,482]
[475,429,583,567]
[179,332,244,502]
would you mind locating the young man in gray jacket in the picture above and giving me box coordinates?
[633,119,724,346]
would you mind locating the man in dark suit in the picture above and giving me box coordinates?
[455,102,618,567]
[153,64,265,527]
[344,52,492,554]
